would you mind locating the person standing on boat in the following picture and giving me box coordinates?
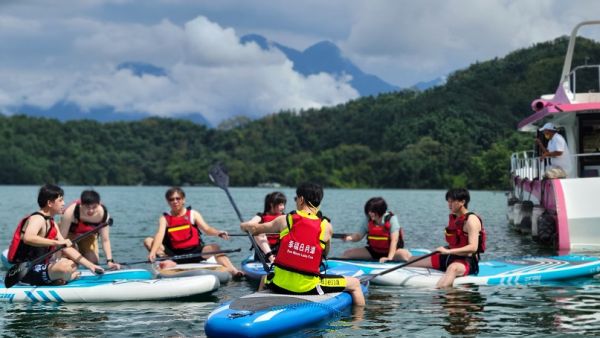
[59,190,121,270]
[7,184,104,285]
[240,182,366,306]
[536,122,572,178]
[340,197,411,263]
[408,188,485,288]
[144,186,243,278]
[244,191,287,263]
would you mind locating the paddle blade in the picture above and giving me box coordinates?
[4,262,30,288]
[208,163,229,189]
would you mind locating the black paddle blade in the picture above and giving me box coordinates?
[4,262,30,288]
[208,163,229,189]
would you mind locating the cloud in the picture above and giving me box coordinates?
[0,15,358,125]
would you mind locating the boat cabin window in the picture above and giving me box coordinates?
[578,114,600,177]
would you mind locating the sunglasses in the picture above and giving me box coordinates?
[168,197,183,202]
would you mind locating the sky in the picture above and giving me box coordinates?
[1,0,600,126]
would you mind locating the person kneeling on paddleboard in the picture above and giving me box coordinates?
[341,197,411,263]
[407,188,486,288]
[144,186,243,278]
[7,184,104,286]
[241,182,365,306]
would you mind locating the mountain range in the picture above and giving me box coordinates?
[4,34,443,126]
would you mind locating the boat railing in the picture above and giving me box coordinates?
[570,64,600,102]
[510,151,600,180]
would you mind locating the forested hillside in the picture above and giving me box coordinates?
[2,36,599,189]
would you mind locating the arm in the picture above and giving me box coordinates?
[58,205,75,239]
[148,216,167,261]
[53,226,103,273]
[22,215,70,248]
[99,224,120,269]
[344,218,368,242]
[241,215,287,235]
[193,210,230,239]
[322,220,333,257]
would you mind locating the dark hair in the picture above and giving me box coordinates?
[81,190,101,205]
[165,187,186,200]
[445,188,470,208]
[264,191,287,214]
[364,197,387,217]
[296,182,323,208]
[37,184,64,208]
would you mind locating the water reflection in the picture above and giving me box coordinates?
[436,287,486,335]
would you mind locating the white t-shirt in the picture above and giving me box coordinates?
[548,133,572,176]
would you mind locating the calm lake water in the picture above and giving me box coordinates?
[1,186,600,337]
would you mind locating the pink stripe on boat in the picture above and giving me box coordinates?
[552,179,570,251]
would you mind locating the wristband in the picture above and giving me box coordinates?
[265,251,274,259]
[107,259,115,263]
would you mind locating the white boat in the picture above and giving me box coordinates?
[509,20,600,251]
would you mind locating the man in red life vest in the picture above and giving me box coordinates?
[241,182,365,306]
[7,184,104,285]
[409,188,485,288]
[144,187,243,277]
[59,190,121,270]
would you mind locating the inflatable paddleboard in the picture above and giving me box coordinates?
[326,255,600,287]
[205,284,367,337]
[0,271,219,303]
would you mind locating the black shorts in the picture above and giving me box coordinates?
[164,245,204,264]
[21,263,53,286]
[266,273,347,295]
[432,253,479,275]
[366,246,388,260]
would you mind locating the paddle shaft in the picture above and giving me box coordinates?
[209,164,271,272]
[121,248,242,265]
[362,250,439,282]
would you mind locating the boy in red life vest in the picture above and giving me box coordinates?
[7,184,104,285]
[241,182,366,306]
[59,190,121,270]
[144,187,243,278]
[341,197,411,263]
[409,188,485,288]
[244,191,287,263]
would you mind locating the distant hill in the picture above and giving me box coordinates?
[241,34,399,96]
[411,76,447,91]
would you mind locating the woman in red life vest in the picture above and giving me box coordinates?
[241,182,365,306]
[144,187,243,278]
[243,191,287,263]
[59,190,121,270]
[8,184,104,285]
[341,197,411,263]
[409,188,485,288]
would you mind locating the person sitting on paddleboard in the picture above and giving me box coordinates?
[7,184,104,285]
[144,186,243,278]
[341,197,411,263]
[59,190,121,270]
[243,191,287,263]
[408,188,486,288]
[241,182,365,306]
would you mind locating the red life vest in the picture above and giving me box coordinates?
[69,202,109,235]
[8,212,58,264]
[445,212,486,253]
[259,212,283,246]
[367,212,404,254]
[274,210,326,276]
[163,207,202,251]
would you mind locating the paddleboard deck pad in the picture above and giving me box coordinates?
[326,255,600,287]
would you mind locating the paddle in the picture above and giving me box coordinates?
[332,233,351,239]
[208,163,271,273]
[4,218,113,288]
[359,250,439,282]
[120,248,242,266]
